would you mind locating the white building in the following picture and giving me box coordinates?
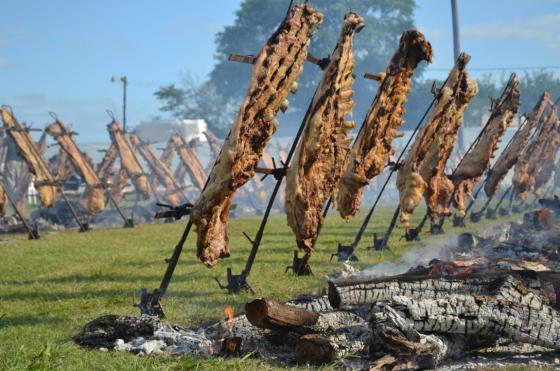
[133,118,208,144]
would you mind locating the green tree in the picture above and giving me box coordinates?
[156,0,417,137]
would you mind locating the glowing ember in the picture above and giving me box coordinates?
[224,304,234,332]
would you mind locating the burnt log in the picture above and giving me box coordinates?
[245,298,319,334]
[328,270,560,309]
[294,334,335,365]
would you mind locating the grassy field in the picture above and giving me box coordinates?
[0,206,518,370]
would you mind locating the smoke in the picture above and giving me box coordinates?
[355,235,458,278]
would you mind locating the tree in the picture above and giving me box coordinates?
[155,0,417,137]
[209,0,416,127]
[154,77,238,136]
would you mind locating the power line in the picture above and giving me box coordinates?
[427,65,560,72]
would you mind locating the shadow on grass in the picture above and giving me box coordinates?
[0,314,67,328]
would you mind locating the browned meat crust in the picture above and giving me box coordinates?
[484,92,552,199]
[337,30,433,220]
[46,120,106,213]
[397,53,478,228]
[450,74,520,216]
[285,11,363,253]
[0,109,57,208]
[191,4,323,267]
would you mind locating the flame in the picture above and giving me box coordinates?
[224,304,234,332]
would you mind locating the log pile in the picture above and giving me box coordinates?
[191,4,323,268]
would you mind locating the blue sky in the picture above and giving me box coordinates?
[0,0,559,142]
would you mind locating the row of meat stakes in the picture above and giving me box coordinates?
[2,5,558,272]
[0,108,212,217]
[192,4,560,268]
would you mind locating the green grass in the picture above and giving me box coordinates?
[0,206,519,370]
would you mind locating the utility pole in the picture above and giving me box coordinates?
[451,0,464,152]
[111,75,128,132]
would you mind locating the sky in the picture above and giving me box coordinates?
[0,0,559,142]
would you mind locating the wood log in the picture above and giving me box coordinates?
[328,270,560,309]
[245,298,319,334]
[294,334,335,365]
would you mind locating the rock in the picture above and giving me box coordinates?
[140,340,166,355]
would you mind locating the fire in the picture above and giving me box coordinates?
[224,304,234,332]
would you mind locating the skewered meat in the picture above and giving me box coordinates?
[49,148,74,182]
[397,53,478,228]
[46,120,106,213]
[170,134,206,191]
[513,104,558,200]
[450,74,520,216]
[191,4,323,267]
[285,11,364,253]
[0,109,57,208]
[485,92,552,198]
[203,130,222,159]
[130,132,185,206]
[0,183,6,217]
[107,120,151,200]
[337,30,433,220]
[97,144,118,182]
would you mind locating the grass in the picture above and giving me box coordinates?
[0,205,519,370]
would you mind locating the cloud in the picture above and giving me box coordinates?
[463,13,560,51]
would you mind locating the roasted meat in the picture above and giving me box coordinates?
[337,30,433,220]
[130,132,185,207]
[285,11,363,253]
[107,120,151,200]
[513,104,558,200]
[191,4,323,267]
[397,53,478,228]
[0,109,57,208]
[484,92,552,199]
[46,120,106,213]
[450,74,520,216]
[170,134,207,191]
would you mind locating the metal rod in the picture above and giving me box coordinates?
[58,188,88,232]
[1,177,37,239]
[107,191,133,227]
[491,185,512,212]
[379,206,400,251]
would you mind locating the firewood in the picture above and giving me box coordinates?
[245,298,319,334]
[294,334,335,365]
